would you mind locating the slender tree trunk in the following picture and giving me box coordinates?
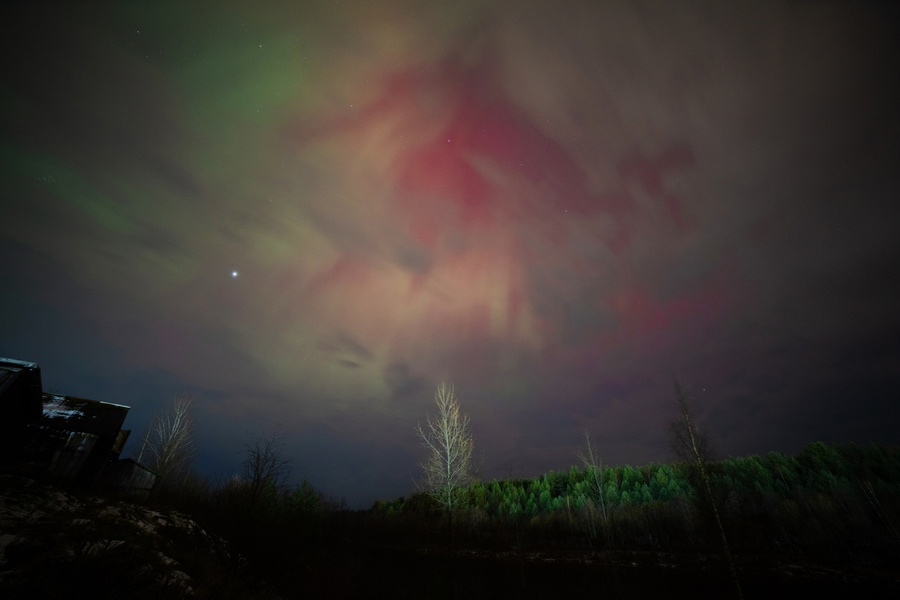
[673,380,743,600]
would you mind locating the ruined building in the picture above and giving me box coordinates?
[0,357,156,495]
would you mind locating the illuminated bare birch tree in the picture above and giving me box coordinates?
[577,430,609,543]
[137,396,194,488]
[416,382,474,517]
[578,430,620,594]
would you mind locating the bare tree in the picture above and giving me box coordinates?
[578,430,620,594]
[577,431,609,525]
[670,379,743,600]
[137,396,194,489]
[242,427,292,509]
[416,382,475,518]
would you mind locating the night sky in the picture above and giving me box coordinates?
[2,1,899,508]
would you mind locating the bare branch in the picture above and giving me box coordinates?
[669,381,714,465]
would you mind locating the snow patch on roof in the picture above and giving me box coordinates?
[43,395,85,421]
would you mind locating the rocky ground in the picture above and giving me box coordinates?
[0,475,273,599]
[3,474,899,598]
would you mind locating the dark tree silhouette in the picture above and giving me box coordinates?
[242,428,291,509]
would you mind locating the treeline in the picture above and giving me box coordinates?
[119,440,900,594]
[371,442,900,562]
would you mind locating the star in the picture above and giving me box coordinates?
[231,271,238,278]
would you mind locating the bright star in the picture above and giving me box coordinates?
[231,271,238,278]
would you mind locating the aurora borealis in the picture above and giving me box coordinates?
[2,1,899,507]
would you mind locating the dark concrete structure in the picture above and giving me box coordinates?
[0,356,156,493]
[0,358,44,457]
